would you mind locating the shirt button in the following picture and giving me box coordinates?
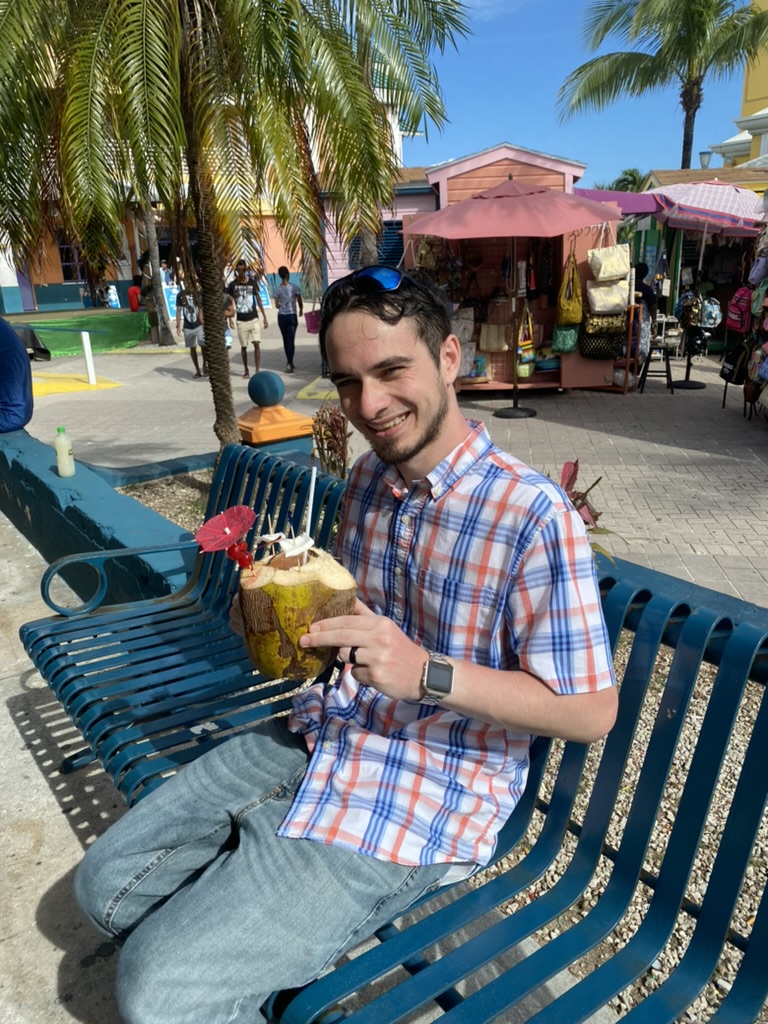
[394,567,402,576]
[322,741,333,753]
[401,514,411,526]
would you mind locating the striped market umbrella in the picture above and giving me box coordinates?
[645,180,764,237]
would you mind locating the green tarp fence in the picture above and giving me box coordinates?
[6,312,149,357]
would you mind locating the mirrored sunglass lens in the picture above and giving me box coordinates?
[355,267,403,290]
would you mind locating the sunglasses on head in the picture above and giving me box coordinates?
[321,266,424,311]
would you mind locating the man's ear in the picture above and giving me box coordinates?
[441,333,462,385]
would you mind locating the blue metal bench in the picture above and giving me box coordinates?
[19,445,346,804]
[18,450,768,1022]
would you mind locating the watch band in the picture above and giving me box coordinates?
[420,651,454,705]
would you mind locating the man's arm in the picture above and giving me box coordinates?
[299,601,617,744]
[254,285,268,328]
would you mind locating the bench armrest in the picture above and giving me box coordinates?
[41,540,200,616]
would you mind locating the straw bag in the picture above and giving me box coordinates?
[587,278,629,314]
[556,248,582,325]
[587,225,630,281]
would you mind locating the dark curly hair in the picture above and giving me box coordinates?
[319,268,451,369]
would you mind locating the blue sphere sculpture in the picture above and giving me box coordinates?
[248,370,285,407]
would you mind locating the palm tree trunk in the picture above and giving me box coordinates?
[680,109,695,170]
[679,78,703,171]
[142,208,175,345]
[183,136,240,448]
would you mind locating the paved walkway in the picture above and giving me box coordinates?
[2,321,767,1024]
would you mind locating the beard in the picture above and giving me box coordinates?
[367,387,449,467]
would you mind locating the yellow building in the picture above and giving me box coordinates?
[712,0,768,174]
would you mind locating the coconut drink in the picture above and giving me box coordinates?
[238,544,356,679]
[195,468,357,682]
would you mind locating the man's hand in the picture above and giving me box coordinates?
[299,599,427,702]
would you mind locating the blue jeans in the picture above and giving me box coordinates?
[74,719,449,1024]
[277,312,298,365]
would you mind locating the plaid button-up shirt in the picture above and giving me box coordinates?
[278,423,614,867]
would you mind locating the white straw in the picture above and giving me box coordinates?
[302,466,317,564]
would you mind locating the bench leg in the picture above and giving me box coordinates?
[61,748,97,772]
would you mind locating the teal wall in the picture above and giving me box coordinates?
[0,430,196,604]
[0,285,24,314]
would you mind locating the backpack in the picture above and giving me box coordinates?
[678,292,702,328]
[701,296,722,329]
[726,286,752,334]
[720,337,752,386]
[747,253,768,287]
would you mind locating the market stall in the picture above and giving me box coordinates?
[644,180,764,391]
[402,180,627,406]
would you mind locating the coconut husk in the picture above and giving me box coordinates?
[238,548,357,680]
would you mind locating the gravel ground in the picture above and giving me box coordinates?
[124,472,767,1021]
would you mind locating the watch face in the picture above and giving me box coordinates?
[426,657,454,696]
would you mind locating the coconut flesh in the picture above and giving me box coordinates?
[239,547,357,680]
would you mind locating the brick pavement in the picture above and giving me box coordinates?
[23,321,768,605]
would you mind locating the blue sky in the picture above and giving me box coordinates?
[402,0,745,186]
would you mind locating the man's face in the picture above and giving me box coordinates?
[236,263,248,281]
[325,310,453,474]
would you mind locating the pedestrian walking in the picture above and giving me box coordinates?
[273,266,303,373]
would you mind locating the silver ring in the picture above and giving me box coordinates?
[349,646,359,666]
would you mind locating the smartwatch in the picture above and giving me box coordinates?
[420,652,454,705]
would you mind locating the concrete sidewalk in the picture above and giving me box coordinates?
[2,321,767,1024]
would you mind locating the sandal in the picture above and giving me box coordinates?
[194,372,202,378]
[242,372,250,378]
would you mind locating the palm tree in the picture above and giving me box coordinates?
[559,0,768,170]
[0,0,467,446]
[610,167,646,192]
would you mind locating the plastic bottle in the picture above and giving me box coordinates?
[54,425,75,477]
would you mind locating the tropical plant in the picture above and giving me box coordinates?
[312,403,352,480]
[559,460,615,560]
[609,167,646,192]
[0,0,467,446]
[558,0,768,170]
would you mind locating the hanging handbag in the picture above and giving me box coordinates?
[556,248,582,325]
[478,322,508,352]
[450,306,475,345]
[583,312,626,335]
[586,277,630,314]
[587,224,630,281]
[552,322,579,353]
[516,303,536,364]
[578,324,624,360]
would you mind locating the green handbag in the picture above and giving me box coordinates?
[552,323,579,353]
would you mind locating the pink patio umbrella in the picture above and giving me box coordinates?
[405,180,623,419]
[403,179,622,241]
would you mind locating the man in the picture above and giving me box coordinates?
[74,266,616,1024]
[127,274,143,313]
[227,258,269,377]
[175,280,207,378]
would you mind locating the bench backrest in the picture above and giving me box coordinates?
[192,445,346,611]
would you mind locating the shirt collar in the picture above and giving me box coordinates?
[381,421,492,501]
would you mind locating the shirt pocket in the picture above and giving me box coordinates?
[415,567,503,656]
